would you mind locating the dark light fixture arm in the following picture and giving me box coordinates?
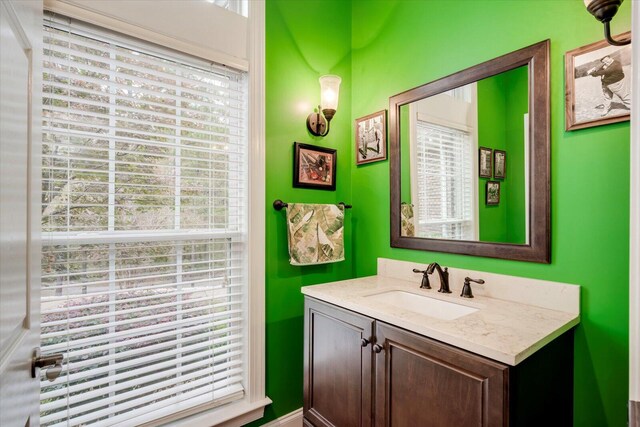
[603,21,631,46]
[307,105,334,137]
[585,0,630,46]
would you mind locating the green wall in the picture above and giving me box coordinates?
[477,66,528,244]
[254,0,353,424]
[260,1,631,426]
[504,66,528,244]
[350,1,630,427]
[478,72,509,242]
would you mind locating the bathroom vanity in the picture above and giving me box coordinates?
[302,259,580,427]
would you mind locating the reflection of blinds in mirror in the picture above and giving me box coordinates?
[415,121,474,240]
[442,86,472,103]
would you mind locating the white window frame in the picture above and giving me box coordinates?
[40,1,268,426]
[43,0,249,69]
[408,89,479,241]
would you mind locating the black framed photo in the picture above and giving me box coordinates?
[479,147,492,178]
[293,142,337,191]
[564,32,631,131]
[356,110,387,165]
[493,149,506,179]
[486,181,500,205]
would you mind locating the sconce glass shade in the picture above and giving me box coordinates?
[319,75,341,113]
[307,74,342,137]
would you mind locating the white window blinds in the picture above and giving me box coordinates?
[415,121,474,240]
[41,21,247,426]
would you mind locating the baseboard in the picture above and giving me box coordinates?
[261,408,303,427]
[631,400,640,427]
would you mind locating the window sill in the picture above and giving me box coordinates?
[173,397,272,427]
[151,396,272,427]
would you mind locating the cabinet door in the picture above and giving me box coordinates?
[375,322,508,427]
[304,298,374,427]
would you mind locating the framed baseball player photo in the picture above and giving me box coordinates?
[565,32,631,131]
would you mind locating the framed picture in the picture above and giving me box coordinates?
[493,149,506,179]
[565,32,631,131]
[293,142,337,191]
[486,181,500,205]
[479,147,492,178]
[355,110,387,165]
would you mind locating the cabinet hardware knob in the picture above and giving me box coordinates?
[361,338,370,347]
[373,344,383,353]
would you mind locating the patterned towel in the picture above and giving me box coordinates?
[286,203,345,266]
[401,203,415,237]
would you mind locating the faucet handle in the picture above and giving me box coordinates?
[461,277,485,298]
[412,268,431,289]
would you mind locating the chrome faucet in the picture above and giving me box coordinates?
[427,262,451,293]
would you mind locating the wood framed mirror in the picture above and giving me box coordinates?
[389,40,550,263]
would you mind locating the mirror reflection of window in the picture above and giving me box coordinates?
[443,85,472,103]
[405,83,479,241]
[414,122,475,240]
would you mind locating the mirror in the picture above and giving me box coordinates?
[390,40,550,263]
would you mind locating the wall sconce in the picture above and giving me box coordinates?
[306,75,341,137]
[584,0,631,46]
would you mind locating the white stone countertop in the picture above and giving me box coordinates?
[301,274,580,366]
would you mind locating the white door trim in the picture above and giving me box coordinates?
[630,0,639,413]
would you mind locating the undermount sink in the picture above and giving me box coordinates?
[365,290,478,320]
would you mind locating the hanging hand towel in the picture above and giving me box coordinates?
[286,203,345,266]
[400,203,415,237]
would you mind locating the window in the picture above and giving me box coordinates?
[41,20,249,426]
[414,121,475,240]
[207,0,249,17]
[442,85,472,103]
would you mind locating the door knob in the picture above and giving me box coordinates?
[31,348,63,382]
[361,338,370,347]
[373,344,383,353]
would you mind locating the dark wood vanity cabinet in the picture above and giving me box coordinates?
[303,298,374,427]
[304,297,574,427]
[374,322,507,426]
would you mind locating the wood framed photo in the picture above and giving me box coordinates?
[293,142,336,191]
[486,181,500,205]
[355,110,387,165]
[565,32,631,131]
[493,149,506,179]
[479,147,492,178]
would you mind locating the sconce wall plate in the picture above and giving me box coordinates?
[307,107,328,136]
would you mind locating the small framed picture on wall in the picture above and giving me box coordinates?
[355,110,387,165]
[564,32,631,131]
[293,142,337,191]
[494,149,506,179]
[486,181,500,205]
[479,147,492,178]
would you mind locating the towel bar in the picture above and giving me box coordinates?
[273,199,352,211]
